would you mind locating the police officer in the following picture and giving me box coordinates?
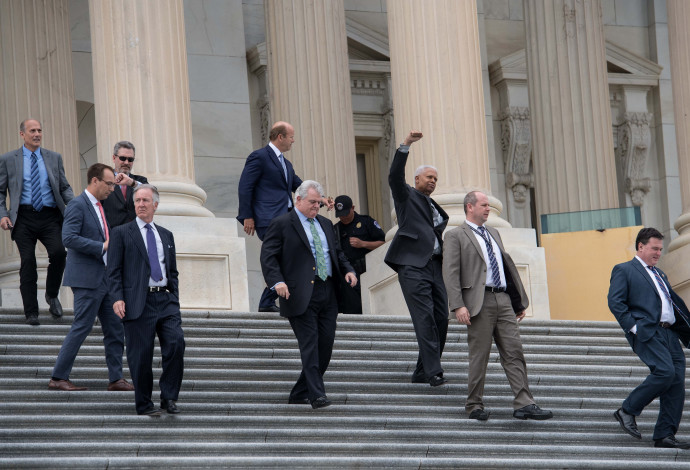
[334,195,385,314]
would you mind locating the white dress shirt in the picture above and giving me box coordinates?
[136,217,168,287]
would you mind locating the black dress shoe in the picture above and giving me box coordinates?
[468,408,490,421]
[258,305,280,312]
[614,408,641,439]
[45,294,63,319]
[429,375,447,387]
[311,396,331,409]
[654,435,690,449]
[288,397,311,405]
[160,399,180,414]
[513,404,553,420]
[25,315,40,326]
[139,407,162,416]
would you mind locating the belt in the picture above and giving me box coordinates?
[148,286,168,293]
[660,321,673,329]
[485,286,506,293]
[19,204,55,212]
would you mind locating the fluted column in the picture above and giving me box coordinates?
[386,0,505,227]
[264,0,358,202]
[89,0,211,217]
[523,0,618,218]
[0,0,80,302]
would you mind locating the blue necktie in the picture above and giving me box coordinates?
[476,226,502,288]
[309,219,328,281]
[30,153,43,211]
[278,154,288,182]
[145,224,163,282]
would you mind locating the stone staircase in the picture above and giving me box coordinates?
[1,309,690,469]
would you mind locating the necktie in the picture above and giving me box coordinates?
[96,202,109,240]
[30,152,43,211]
[145,224,164,282]
[120,185,127,198]
[309,218,328,281]
[648,266,688,322]
[476,226,502,288]
[278,154,288,182]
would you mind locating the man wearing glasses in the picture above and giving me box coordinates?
[101,141,149,228]
[49,163,132,392]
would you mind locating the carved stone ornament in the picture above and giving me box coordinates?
[258,96,270,145]
[617,112,652,206]
[500,107,534,204]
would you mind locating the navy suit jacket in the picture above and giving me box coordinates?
[237,145,302,229]
[384,148,448,271]
[260,210,354,318]
[101,173,148,228]
[0,147,74,226]
[608,258,690,348]
[107,220,179,321]
[61,192,108,288]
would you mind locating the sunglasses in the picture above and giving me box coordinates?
[116,156,135,163]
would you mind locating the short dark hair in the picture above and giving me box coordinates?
[19,119,41,133]
[269,123,288,141]
[463,191,480,214]
[635,227,664,251]
[87,163,114,183]
[113,141,135,156]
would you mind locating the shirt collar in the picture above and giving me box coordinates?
[466,220,482,231]
[23,146,41,158]
[136,216,155,230]
[268,142,282,158]
[635,255,651,269]
[84,189,99,205]
[295,208,311,223]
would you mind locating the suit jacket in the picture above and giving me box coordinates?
[608,258,690,348]
[237,144,302,229]
[384,148,448,271]
[260,210,354,318]
[443,223,528,317]
[0,147,74,226]
[107,220,179,321]
[61,192,109,289]
[101,173,148,228]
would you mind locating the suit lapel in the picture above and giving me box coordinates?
[290,211,312,252]
[13,150,23,192]
[82,193,106,241]
[267,145,288,188]
[155,224,171,276]
[317,215,336,262]
[129,221,149,261]
[462,223,486,264]
[632,258,659,295]
[42,150,58,193]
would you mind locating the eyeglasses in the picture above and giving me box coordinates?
[116,156,135,163]
[99,179,116,188]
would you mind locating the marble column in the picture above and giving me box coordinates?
[0,0,80,307]
[523,0,618,217]
[662,0,690,298]
[264,0,358,201]
[88,0,248,311]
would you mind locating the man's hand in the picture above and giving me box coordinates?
[454,306,471,325]
[103,240,109,252]
[275,282,290,300]
[516,310,526,322]
[349,237,364,248]
[322,197,334,211]
[345,272,358,287]
[243,218,256,236]
[113,300,126,319]
[403,130,423,146]
[0,216,12,230]
[114,172,135,187]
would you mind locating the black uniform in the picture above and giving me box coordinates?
[335,212,385,314]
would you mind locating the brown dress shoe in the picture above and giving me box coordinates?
[48,379,87,391]
[107,378,135,391]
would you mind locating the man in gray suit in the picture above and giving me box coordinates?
[0,119,74,325]
[49,163,132,392]
[443,190,552,421]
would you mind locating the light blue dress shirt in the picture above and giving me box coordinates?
[20,146,56,207]
[295,209,332,278]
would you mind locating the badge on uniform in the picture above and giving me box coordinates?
[356,222,362,228]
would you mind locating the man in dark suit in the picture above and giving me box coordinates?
[443,190,552,421]
[0,119,74,325]
[238,121,333,312]
[101,141,148,228]
[384,131,449,387]
[108,184,185,416]
[49,163,132,392]
[260,180,356,409]
[608,227,690,448]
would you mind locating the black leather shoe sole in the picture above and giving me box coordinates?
[311,397,331,409]
[139,407,162,416]
[614,409,641,439]
[654,436,690,449]
[161,400,180,414]
[468,409,490,421]
[288,397,311,405]
[429,375,447,387]
[25,316,40,326]
[258,306,280,312]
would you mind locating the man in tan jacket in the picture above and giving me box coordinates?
[443,190,552,421]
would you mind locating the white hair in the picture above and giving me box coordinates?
[295,180,325,200]
[414,165,438,177]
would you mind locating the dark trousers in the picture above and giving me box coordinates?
[623,326,686,440]
[397,257,448,380]
[52,278,125,382]
[124,291,185,414]
[338,275,362,314]
[256,225,279,309]
[12,207,66,317]
[287,277,338,402]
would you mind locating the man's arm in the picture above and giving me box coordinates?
[0,155,11,226]
[166,231,179,297]
[56,154,74,204]
[107,227,127,317]
[259,218,286,291]
[61,202,105,258]
[388,131,423,203]
[608,264,635,333]
[442,229,471,324]
[237,151,264,224]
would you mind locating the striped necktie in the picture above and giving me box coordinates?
[474,226,502,287]
[309,218,328,281]
[648,266,688,324]
[30,153,43,211]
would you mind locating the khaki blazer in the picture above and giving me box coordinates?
[443,222,528,317]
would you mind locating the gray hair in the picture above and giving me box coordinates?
[133,184,159,204]
[19,119,41,133]
[414,164,437,177]
[113,140,136,156]
[295,180,325,200]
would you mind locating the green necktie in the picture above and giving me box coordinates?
[309,218,328,281]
